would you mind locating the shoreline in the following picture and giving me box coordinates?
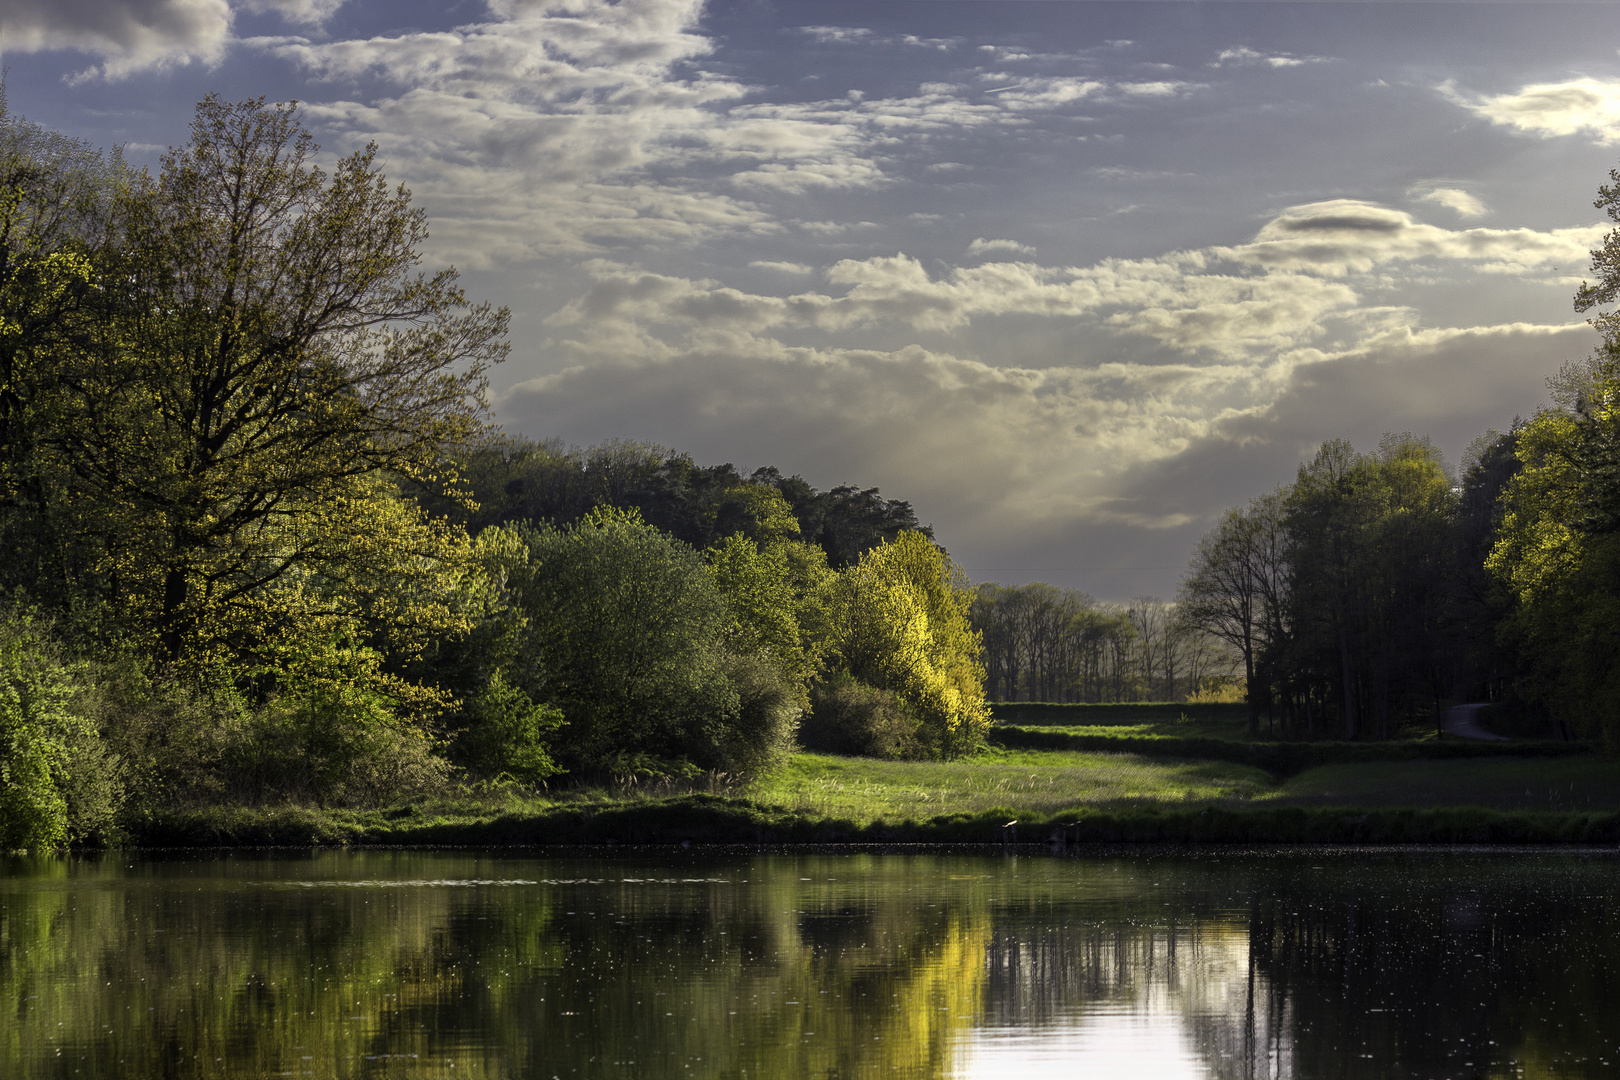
[116,797,1620,849]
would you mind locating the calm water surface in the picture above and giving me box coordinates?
[4,848,1619,1078]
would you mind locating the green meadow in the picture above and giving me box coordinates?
[127,704,1620,848]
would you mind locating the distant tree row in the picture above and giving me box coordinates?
[969,585,1237,704]
[429,437,930,569]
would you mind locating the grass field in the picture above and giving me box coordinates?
[751,749,1273,819]
[118,714,1620,847]
[752,749,1620,819]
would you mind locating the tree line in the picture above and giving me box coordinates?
[0,96,990,850]
[1179,161,1620,746]
[969,585,1238,704]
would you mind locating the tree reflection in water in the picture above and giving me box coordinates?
[4,850,1620,1078]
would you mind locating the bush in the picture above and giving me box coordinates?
[716,651,800,775]
[0,608,122,850]
[85,660,245,809]
[95,656,454,809]
[453,673,565,784]
[801,672,921,759]
[509,509,746,776]
[820,532,991,757]
[214,688,453,807]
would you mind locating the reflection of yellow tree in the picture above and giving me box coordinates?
[722,904,990,1079]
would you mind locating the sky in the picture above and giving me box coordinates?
[6,0,1620,600]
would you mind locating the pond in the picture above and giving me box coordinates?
[4,847,1619,1078]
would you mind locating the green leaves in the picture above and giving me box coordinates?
[508,509,742,774]
[0,607,119,851]
[820,532,991,759]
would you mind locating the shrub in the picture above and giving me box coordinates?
[717,651,800,775]
[98,638,456,809]
[801,672,921,759]
[1189,679,1246,704]
[508,508,745,776]
[0,608,121,850]
[222,689,453,807]
[820,532,992,757]
[453,672,565,784]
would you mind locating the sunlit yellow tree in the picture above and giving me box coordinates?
[821,531,991,757]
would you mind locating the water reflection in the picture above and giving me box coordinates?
[3,849,1620,1078]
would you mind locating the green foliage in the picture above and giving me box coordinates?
[509,507,772,776]
[0,607,119,850]
[454,672,564,784]
[715,650,800,776]
[820,532,991,758]
[439,436,929,568]
[705,528,832,705]
[1486,404,1620,744]
[801,671,920,759]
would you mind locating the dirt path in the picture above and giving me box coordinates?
[1441,703,1509,741]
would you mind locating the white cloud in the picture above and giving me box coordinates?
[262,0,771,264]
[236,0,345,26]
[798,25,956,50]
[975,74,1203,111]
[977,45,1031,63]
[235,0,1228,263]
[968,238,1036,257]
[1222,199,1599,277]
[1212,46,1315,69]
[0,0,230,81]
[900,34,956,51]
[546,203,1591,365]
[798,25,872,45]
[749,260,812,274]
[1443,76,1620,145]
[1412,186,1489,219]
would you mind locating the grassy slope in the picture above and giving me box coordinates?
[988,702,1250,728]
[752,750,1272,818]
[125,742,1620,848]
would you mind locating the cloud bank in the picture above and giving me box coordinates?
[500,198,1597,566]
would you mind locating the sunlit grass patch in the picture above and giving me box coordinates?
[747,749,1274,823]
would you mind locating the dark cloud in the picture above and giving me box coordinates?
[0,0,230,78]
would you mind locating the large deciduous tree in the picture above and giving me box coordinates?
[1177,492,1288,735]
[50,95,508,663]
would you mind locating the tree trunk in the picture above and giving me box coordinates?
[1339,625,1357,740]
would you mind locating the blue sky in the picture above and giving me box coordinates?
[8,0,1620,598]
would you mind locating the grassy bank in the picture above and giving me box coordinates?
[989,701,1250,731]
[127,795,1620,848]
[121,742,1620,849]
[990,724,1593,775]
